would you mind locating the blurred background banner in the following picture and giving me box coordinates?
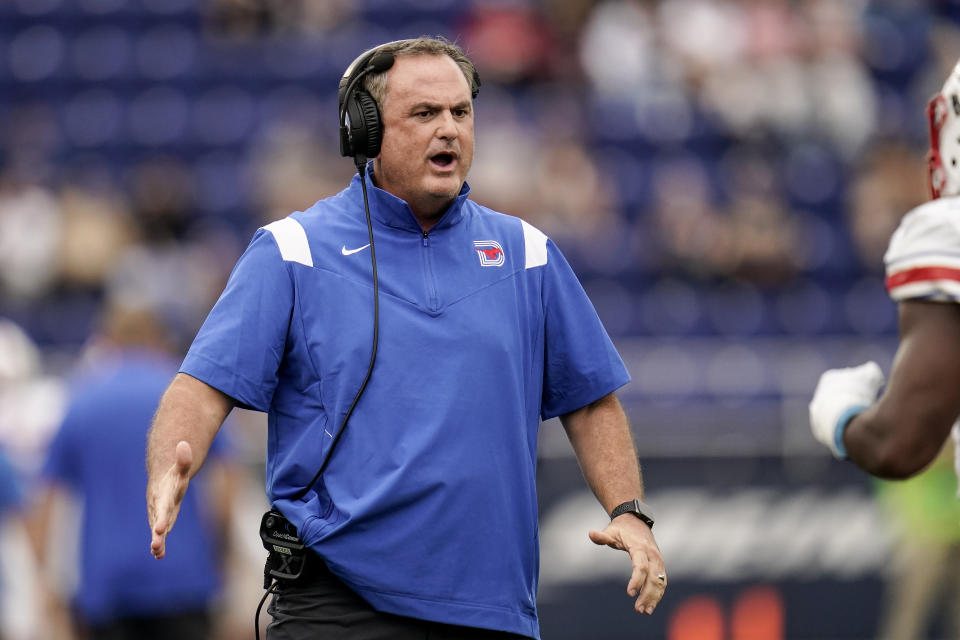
[3,1,960,638]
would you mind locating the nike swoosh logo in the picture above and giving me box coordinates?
[341,244,370,256]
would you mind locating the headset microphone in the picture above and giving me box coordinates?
[367,51,396,74]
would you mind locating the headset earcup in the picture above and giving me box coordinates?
[343,95,360,158]
[356,91,382,159]
[344,90,382,161]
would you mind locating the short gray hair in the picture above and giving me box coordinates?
[361,36,479,109]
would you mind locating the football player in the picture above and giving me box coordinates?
[809,58,960,484]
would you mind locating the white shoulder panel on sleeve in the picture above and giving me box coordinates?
[521,219,548,269]
[261,217,313,267]
[885,198,960,302]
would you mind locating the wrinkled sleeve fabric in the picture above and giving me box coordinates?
[181,227,296,412]
[539,239,630,419]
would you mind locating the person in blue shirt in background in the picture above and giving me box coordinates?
[32,299,239,640]
[0,444,27,640]
[147,36,665,640]
[0,449,24,519]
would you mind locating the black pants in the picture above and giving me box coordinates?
[81,610,211,640]
[266,554,532,640]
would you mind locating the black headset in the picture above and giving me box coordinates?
[337,40,482,173]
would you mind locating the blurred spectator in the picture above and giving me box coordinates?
[530,138,622,239]
[0,168,61,302]
[724,190,801,287]
[0,445,35,640]
[648,157,730,279]
[249,122,355,225]
[28,301,241,640]
[56,183,137,293]
[648,155,800,287]
[848,140,927,268]
[0,319,65,476]
[579,0,661,99]
[874,441,960,640]
[105,234,241,354]
[800,0,876,157]
[458,2,560,85]
[205,0,273,40]
[127,157,196,245]
[465,89,542,221]
[204,0,355,41]
[688,0,876,158]
[530,137,633,275]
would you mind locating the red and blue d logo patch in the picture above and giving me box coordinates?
[473,240,505,267]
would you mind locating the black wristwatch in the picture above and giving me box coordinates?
[610,499,655,529]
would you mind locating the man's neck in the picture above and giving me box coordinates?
[368,172,454,233]
[410,201,450,233]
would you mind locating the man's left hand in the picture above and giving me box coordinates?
[589,515,666,615]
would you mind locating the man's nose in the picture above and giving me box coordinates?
[435,110,458,139]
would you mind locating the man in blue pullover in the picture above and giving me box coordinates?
[147,36,665,639]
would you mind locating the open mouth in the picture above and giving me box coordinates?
[430,153,456,169]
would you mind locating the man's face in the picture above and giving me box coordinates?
[374,54,474,224]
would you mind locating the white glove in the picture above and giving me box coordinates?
[809,361,885,458]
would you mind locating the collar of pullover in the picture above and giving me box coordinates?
[350,164,471,234]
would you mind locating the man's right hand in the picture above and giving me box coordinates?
[148,440,193,559]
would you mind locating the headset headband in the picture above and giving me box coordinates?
[338,40,481,112]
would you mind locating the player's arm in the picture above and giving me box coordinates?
[560,392,666,615]
[147,372,233,558]
[810,300,960,478]
[846,300,960,477]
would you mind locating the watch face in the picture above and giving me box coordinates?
[635,510,654,527]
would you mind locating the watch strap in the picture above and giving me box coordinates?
[610,498,655,529]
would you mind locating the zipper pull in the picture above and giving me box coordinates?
[422,232,429,247]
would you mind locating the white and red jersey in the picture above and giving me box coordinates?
[884,196,960,495]
[885,197,960,303]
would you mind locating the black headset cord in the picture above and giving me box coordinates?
[255,579,279,640]
[293,162,379,503]
[255,165,380,640]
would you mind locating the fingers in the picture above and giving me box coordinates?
[148,441,193,560]
[632,566,667,615]
[627,562,644,597]
[588,529,621,549]
[592,522,667,615]
[149,492,170,558]
[150,528,166,559]
[856,361,884,387]
[624,544,666,614]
